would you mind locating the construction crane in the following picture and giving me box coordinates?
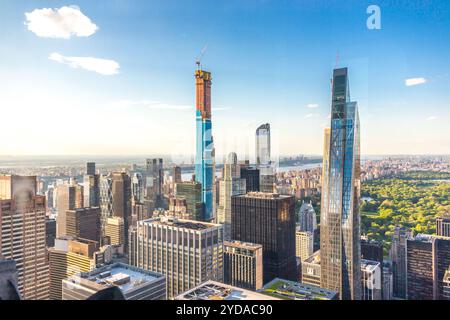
[195,44,208,69]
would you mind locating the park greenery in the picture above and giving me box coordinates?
[298,171,450,254]
[361,171,450,252]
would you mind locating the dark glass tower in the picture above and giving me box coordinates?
[231,193,297,284]
[320,67,362,300]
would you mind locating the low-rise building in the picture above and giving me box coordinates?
[62,263,166,300]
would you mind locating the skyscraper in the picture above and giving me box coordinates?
[129,216,223,298]
[172,166,182,185]
[146,158,164,208]
[174,181,204,221]
[0,175,49,300]
[195,68,215,222]
[217,152,246,239]
[298,201,317,233]
[390,226,411,299]
[231,192,297,284]
[131,172,144,203]
[86,162,96,176]
[320,67,362,300]
[65,207,101,242]
[256,123,271,166]
[111,172,132,252]
[240,166,260,192]
[83,162,100,208]
[56,181,83,237]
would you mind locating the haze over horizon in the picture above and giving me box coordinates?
[1,1,449,157]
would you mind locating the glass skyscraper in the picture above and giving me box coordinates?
[195,68,215,221]
[256,123,271,166]
[320,67,362,300]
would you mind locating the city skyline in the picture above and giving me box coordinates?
[0,1,449,157]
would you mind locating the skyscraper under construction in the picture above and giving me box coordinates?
[320,67,362,300]
[195,67,215,221]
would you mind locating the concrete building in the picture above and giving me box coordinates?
[0,175,49,300]
[62,263,166,300]
[361,259,382,300]
[301,251,321,287]
[65,207,101,242]
[104,217,125,249]
[129,216,223,298]
[56,181,84,237]
[296,230,314,262]
[175,281,274,300]
[223,241,263,291]
[436,214,450,237]
[48,237,113,300]
[217,152,246,239]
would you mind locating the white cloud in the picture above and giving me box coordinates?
[305,113,320,118]
[405,77,427,86]
[114,100,192,110]
[25,6,98,38]
[307,103,319,108]
[426,116,437,121]
[49,52,119,75]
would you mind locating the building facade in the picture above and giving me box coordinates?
[223,241,263,291]
[436,214,450,237]
[320,67,362,300]
[231,192,297,284]
[0,175,49,300]
[129,216,223,298]
[195,69,215,222]
[296,230,314,262]
[175,181,204,221]
[217,152,246,240]
[390,226,411,299]
[361,259,382,300]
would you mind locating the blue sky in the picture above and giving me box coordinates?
[0,0,449,158]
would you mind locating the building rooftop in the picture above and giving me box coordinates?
[304,251,321,265]
[260,278,337,300]
[224,240,262,250]
[67,263,164,294]
[175,281,276,301]
[141,216,220,231]
[361,259,381,272]
[239,192,291,199]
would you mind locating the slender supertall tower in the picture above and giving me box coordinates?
[195,67,215,221]
[320,67,362,300]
